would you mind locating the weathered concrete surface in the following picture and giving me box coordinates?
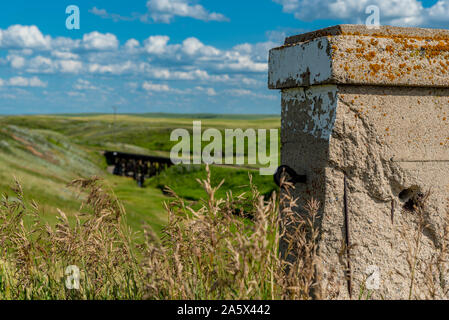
[270,25,449,299]
[269,25,449,89]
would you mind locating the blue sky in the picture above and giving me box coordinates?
[0,0,446,114]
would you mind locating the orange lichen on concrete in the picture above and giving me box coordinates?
[369,63,382,74]
[365,51,377,61]
[271,25,449,88]
[331,33,449,86]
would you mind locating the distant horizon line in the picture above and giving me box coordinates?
[0,112,281,119]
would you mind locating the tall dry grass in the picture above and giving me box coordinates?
[1,167,449,300]
[0,177,141,299]
[0,167,320,300]
[141,168,320,300]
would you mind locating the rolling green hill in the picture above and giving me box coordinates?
[0,113,280,235]
[0,114,280,158]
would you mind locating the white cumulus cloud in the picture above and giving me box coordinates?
[0,24,279,105]
[144,35,172,54]
[195,86,217,96]
[59,60,82,73]
[0,25,51,49]
[74,79,98,90]
[182,37,220,56]
[6,76,47,88]
[52,51,79,60]
[142,81,171,92]
[82,32,119,51]
[7,55,26,68]
[90,1,228,24]
[273,0,449,27]
[146,0,229,23]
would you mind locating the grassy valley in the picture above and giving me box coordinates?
[0,113,280,235]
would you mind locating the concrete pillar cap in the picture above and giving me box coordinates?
[268,24,449,89]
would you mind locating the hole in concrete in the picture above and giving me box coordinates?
[399,185,423,212]
[399,185,419,201]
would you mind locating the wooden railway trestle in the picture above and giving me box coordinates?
[103,151,173,187]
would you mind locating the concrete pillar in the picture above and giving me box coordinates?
[269,25,449,299]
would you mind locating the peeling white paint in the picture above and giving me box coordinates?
[283,85,338,140]
[268,38,333,89]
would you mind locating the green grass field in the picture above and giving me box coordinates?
[0,113,280,235]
